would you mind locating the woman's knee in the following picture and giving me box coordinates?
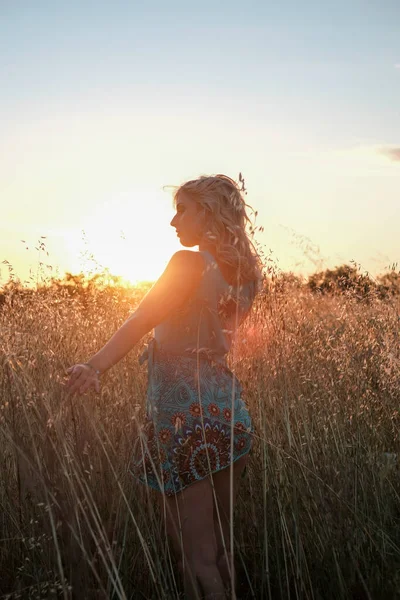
[172,539,217,574]
[191,541,219,570]
[189,555,221,590]
[178,553,217,582]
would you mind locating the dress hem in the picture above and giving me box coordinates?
[130,448,251,497]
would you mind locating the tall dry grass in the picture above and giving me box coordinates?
[0,279,399,599]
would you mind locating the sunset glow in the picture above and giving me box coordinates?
[70,188,180,284]
[1,3,399,287]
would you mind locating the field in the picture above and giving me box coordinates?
[0,278,399,599]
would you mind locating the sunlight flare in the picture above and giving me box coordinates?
[71,187,180,284]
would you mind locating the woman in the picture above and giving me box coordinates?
[66,174,263,599]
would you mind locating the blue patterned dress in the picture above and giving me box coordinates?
[131,250,257,496]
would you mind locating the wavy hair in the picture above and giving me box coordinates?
[173,174,264,286]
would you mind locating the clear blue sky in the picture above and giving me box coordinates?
[1,1,399,285]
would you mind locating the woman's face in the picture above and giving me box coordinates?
[170,192,205,247]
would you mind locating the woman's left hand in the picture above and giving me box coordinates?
[65,364,101,396]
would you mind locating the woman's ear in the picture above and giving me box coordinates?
[195,205,208,232]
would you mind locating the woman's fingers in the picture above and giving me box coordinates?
[67,368,84,389]
[66,365,80,382]
[78,377,92,395]
[65,367,86,395]
[67,366,88,388]
[65,364,100,396]
[68,378,85,395]
[78,378,100,396]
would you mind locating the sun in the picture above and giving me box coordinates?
[74,187,181,285]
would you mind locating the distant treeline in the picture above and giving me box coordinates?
[1,264,399,309]
[0,271,153,311]
[269,263,400,300]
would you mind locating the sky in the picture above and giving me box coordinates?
[1,0,399,287]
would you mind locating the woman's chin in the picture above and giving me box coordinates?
[179,237,197,248]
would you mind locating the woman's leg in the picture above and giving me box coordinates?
[158,477,226,599]
[157,491,184,574]
[211,453,249,592]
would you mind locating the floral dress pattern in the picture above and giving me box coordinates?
[130,339,253,496]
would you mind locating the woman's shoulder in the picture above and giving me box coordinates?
[169,250,206,280]
[171,250,205,267]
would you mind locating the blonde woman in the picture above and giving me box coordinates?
[66,174,263,599]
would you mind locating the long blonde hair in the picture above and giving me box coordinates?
[173,174,263,286]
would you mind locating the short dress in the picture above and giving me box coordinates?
[130,250,256,496]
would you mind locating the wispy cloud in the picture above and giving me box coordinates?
[380,147,400,163]
[395,64,400,70]
[328,145,400,172]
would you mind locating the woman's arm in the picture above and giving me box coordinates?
[83,250,204,375]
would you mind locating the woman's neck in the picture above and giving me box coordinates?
[198,241,216,254]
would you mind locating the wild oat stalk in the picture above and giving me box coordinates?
[0,264,399,599]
